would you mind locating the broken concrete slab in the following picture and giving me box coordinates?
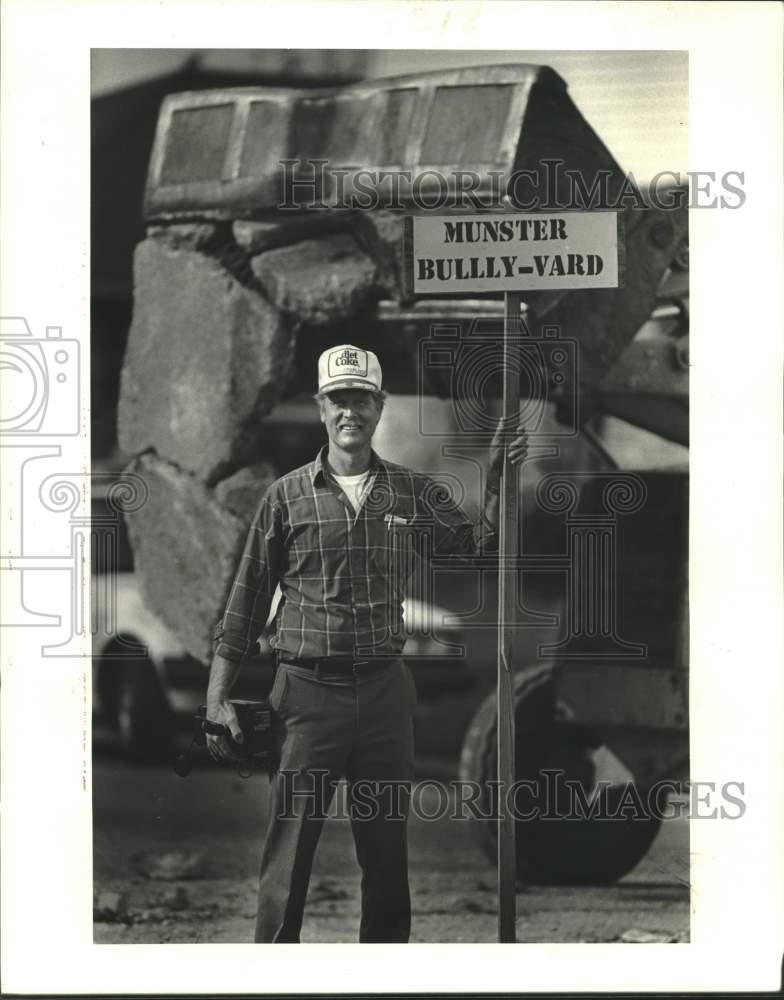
[146,222,222,251]
[123,454,253,665]
[351,210,406,300]
[232,214,346,254]
[250,233,377,326]
[118,238,295,481]
[213,461,278,522]
[93,891,128,922]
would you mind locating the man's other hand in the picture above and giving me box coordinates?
[488,418,529,483]
[205,697,244,762]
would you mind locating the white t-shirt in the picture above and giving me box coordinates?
[333,470,372,514]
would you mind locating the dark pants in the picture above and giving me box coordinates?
[255,658,416,943]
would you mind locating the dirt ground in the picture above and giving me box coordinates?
[93,752,689,945]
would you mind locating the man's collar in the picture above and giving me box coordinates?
[310,445,388,486]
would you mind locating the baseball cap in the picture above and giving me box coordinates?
[317,344,383,394]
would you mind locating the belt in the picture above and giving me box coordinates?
[277,655,396,675]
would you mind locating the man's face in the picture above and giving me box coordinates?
[319,390,382,451]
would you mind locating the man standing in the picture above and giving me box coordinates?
[206,344,527,943]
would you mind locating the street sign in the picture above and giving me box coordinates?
[403,211,622,296]
[404,209,621,945]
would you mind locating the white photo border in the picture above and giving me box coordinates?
[1,0,782,993]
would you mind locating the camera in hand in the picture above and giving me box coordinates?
[173,699,275,777]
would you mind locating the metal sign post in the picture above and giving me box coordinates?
[497,290,522,943]
[403,209,621,945]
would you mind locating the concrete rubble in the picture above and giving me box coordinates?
[119,239,294,483]
[250,233,378,326]
[93,890,128,923]
[117,67,687,666]
[232,214,345,254]
[122,454,277,664]
[131,849,209,881]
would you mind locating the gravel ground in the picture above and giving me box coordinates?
[93,757,689,944]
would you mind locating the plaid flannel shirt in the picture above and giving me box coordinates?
[213,446,498,662]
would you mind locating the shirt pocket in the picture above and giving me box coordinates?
[370,517,417,593]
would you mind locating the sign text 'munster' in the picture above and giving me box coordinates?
[405,211,621,295]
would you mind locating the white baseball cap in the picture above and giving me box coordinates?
[317,344,383,394]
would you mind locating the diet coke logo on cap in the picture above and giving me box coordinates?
[318,344,382,394]
[328,347,368,378]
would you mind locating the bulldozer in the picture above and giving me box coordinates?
[108,63,689,885]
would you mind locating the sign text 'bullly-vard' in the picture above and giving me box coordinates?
[405,212,622,295]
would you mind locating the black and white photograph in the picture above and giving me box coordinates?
[90,46,693,946]
[1,2,782,994]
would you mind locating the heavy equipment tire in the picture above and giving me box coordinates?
[459,663,662,885]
